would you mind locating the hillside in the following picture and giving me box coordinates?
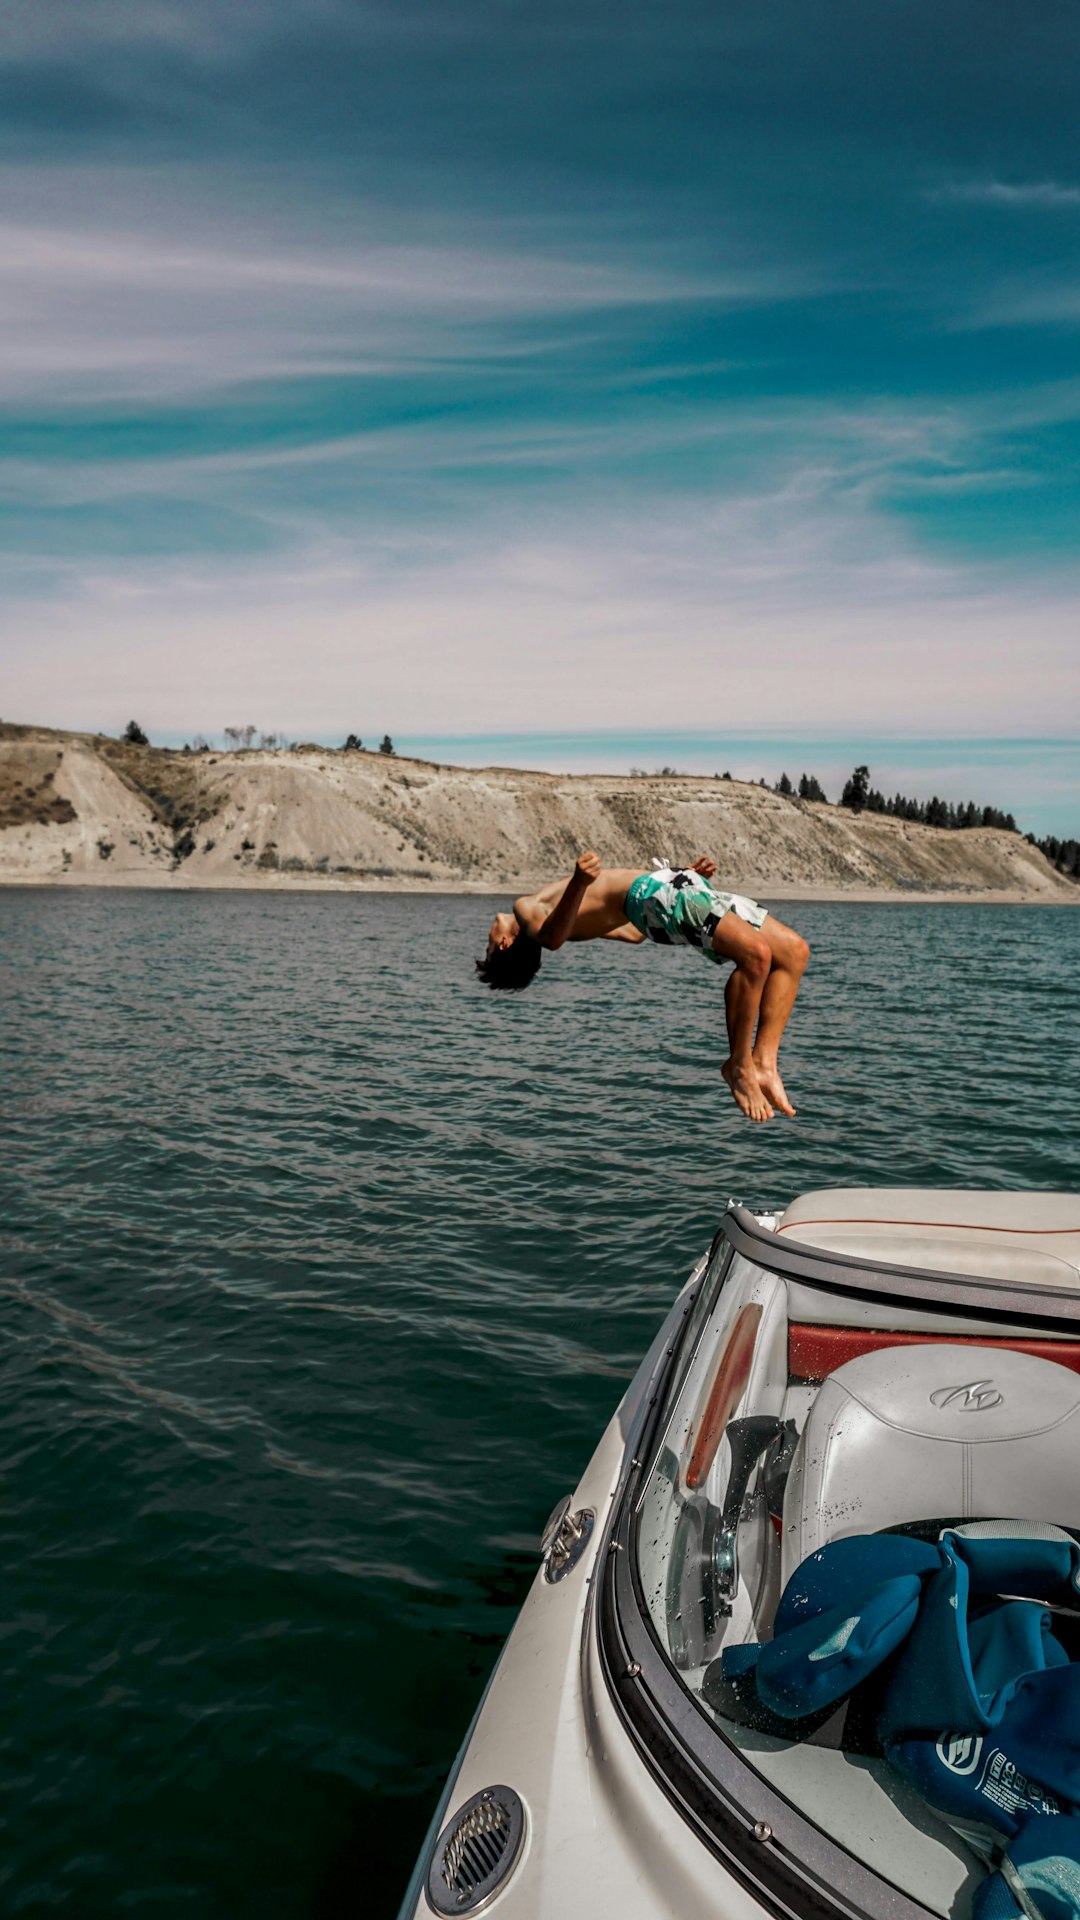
[0,723,1074,901]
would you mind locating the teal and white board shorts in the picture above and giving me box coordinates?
[624,864,768,965]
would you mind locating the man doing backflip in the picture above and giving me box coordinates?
[477,852,809,1124]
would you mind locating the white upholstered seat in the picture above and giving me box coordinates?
[775,1187,1080,1285]
[781,1341,1080,1586]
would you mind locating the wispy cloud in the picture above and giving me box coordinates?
[1,221,719,306]
[0,203,814,403]
[4,501,1077,744]
[935,179,1080,210]
[960,283,1080,330]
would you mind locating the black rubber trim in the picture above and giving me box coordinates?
[724,1205,1080,1331]
[599,1491,926,1920]
[601,1251,722,1528]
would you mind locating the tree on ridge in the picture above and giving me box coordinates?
[841,765,871,811]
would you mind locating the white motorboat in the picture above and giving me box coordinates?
[398,1189,1080,1920]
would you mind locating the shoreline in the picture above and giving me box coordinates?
[1,874,1074,906]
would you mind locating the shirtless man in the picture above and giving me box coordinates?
[477,852,810,1124]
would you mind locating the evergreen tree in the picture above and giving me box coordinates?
[840,765,871,811]
[776,772,793,795]
[123,720,149,747]
[379,734,395,756]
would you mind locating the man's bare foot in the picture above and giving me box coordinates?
[722,1058,774,1123]
[753,1057,796,1117]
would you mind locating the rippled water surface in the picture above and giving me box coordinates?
[1,888,1078,1915]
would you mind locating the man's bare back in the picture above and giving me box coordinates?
[477,850,810,1124]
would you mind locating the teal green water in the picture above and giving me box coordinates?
[1,889,1077,1916]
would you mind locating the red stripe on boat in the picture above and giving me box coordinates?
[789,1322,1080,1383]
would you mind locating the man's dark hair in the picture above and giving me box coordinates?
[475,934,542,991]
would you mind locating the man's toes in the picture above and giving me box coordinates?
[726,1062,777,1122]
[757,1072,795,1116]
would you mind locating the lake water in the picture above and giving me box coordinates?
[1,887,1077,1916]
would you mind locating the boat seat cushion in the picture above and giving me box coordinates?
[781,1343,1080,1586]
[776,1188,1080,1284]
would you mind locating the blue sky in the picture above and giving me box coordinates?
[1,0,1078,832]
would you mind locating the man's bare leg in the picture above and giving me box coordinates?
[751,919,810,1116]
[722,971,772,1120]
[711,916,774,1122]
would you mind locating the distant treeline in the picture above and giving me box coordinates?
[1030,834,1080,878]
[774,763,1018,831]
[777,762,1076,879]
[633,758,1075,878]
[123,720,398,757]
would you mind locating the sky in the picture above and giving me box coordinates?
[1,0,1078,833]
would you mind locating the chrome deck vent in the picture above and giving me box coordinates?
[426,1786,525,1914]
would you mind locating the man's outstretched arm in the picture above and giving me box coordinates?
[516,850,600,950]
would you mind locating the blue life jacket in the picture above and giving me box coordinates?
[722,1530,1080,1920]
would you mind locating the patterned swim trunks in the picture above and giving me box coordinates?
[624,865,768,964]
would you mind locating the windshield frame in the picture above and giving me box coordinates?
[599,1203,1080,1920]
[725,1202,1080,1326]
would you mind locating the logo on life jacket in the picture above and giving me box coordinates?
[935,1734,984,1776]
[929,1380,1004,1412]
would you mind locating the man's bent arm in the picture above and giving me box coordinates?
[528,851,601,950]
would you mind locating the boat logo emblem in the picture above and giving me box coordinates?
[936,1734,984,1776]
[929,1380,1003,1412]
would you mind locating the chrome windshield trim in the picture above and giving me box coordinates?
[723,1204,1080,1330]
